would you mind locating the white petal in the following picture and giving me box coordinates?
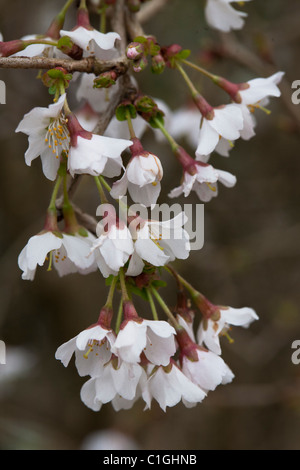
[25,232,62,270]
[80,377,102,411]
[55,337,77,367]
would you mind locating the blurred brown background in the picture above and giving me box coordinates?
[0,0,300,450]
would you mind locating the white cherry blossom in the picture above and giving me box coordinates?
[205,0,252,32]
[196,103,244,156]
[55,323,116,377]
[186,153,237,202]
[111,316,176,366]
[126,212,190,277]
[144,362,206,411]
[66,113,131,178]
[18,230,97,280]
[181,348,234,392]
[15,94,69,181]
[238,72,285,106]
[197,306,259,355]
[91,207,134,278]
[80,360,146,411]
[111,139,163,207]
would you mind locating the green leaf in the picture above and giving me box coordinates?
[47,69,65,79]
[175,49,191,60]
[115,103,137,121]
[149,111,165,128]
[149,44,161,56]
[151,280,167,289]
[128,285,148,301]
[133,36,148,44]
[57,36,73,49]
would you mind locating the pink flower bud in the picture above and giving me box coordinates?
[126,42,144,60]
[0,39,25,57]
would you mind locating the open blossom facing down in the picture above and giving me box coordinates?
[111,138,163,207]
[10,0,266,417]
[195,99,244,156]
[168,145,236,202]
[197,306,259,355]
[18,229,97,280]
[126,212,190,277]
[182,347,234,392]
[80,360,147,412]
[236,72,285,106]
[192,153,237,202]
[66,113,131,178]
[144,361,207,411]
[91,205,134,278]
[177,328,234,392]
[55,320,116,378]
[15,94,70,181]
[111,303,176,366]
[205,0,252,32]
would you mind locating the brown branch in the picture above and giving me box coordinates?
[0,55,128,76]
[137,0,170,24]
[111,0,127,55]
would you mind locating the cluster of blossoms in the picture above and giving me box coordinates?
[55,284,258,411]
[5,0,283,411]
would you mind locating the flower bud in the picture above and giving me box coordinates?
[126,41,144,60]
[132,55,148,73]
[93,70,118,88]
[0,39,25,57]
[151,53,165,74]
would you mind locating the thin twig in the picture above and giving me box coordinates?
[137,0,169,24]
